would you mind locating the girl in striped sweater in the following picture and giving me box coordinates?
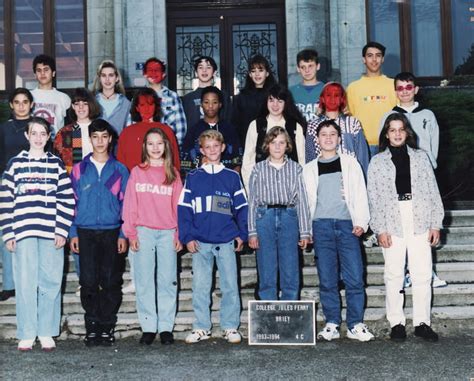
[248,126,311,300]
[0,117,75,351]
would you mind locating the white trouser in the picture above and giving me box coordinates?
[382,200,432,327]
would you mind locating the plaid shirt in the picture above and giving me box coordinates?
[156,85,187,146]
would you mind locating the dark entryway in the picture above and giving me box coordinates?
[166,0,286,96]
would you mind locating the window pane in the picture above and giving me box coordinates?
[0,3,5,90]
[55,0,85,88]
[175,25,220,96]
[411,0,442,76]
[452,0,474,75]
[368,0,401,77]
[232,23,278,94]
[14,0,44,88]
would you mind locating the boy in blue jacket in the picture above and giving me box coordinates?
[69,119,129,347]
[178,129,248,344]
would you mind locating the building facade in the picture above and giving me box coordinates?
[0,0,472,97]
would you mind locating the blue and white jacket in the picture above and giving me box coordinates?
[0,151,75,242]
[178,163,248,244]
[70,153,129,238]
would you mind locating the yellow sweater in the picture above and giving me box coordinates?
[346,75,397,145]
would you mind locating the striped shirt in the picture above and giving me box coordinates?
[0,151,75,243]
[247,157,311,239]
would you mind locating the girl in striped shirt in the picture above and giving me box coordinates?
[0,117,75,351]
[248,126,311,300]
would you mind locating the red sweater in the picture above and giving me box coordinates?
[117,121,180,171]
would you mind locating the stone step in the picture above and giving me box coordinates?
[2,283,472,317]
[2,262,473,293]
[444,210,474,227]
[3,305,473,340]
[441,227,474,245]
[13,243,472,277]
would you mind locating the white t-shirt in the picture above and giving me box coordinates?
[31,88,71,136]
[78,122,93,158]
[90,156,106,177]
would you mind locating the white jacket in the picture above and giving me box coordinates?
[303,153,370,233]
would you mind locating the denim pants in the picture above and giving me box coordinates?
[1,230,14,290]
[192,240,240,330]
[255,207,300,300]
[313,219,365,329]
[133,226,177,333]
[12,237,64,339]
[78,228,124,328]
[383,201,432,327]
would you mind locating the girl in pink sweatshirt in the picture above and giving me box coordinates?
[122,127,183,346]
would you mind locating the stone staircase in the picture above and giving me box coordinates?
[1,209,473,340]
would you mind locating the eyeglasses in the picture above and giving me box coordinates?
[396,84,415,92]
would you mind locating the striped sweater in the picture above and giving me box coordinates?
[0,150,75,242]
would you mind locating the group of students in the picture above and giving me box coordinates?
[0,40,445,351]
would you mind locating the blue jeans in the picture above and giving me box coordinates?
[255,207,300,300]
[133,227,177,333]
[313,219,365,329]
[192,241,240,330]
[12,238,64,339]
[1,231,14,290]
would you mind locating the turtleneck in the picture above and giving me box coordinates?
[389,144,411,194]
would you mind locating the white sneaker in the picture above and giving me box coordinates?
[347,323,375,342]
[223,329,241,344]
[363,234,378,248]
[317,323,340,341]
[18,339,35,351]
[38,336,56,351]
[122,281,136,294]
[185,329,211,344]
[75,286,81,297]
[432,273,447,288]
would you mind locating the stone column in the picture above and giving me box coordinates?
[333,0,367,87]
[87,0,116,87]
[286,0,330,86]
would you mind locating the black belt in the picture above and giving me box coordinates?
[267,204,293,209]
[398,193,412,201]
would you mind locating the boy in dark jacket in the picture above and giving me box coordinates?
[69,119,129,347]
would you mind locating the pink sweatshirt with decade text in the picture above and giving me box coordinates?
[122,165,182,241]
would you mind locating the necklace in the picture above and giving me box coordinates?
[102,92,116,100]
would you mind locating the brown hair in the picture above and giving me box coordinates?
[92,60,126,95]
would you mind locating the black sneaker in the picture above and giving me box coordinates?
[160,331,174,345]
[84,322,101,347]
[139,332,156,345]
[0,289,15,302]
[414,323,439,342]
[100,327,116,346]
[390,324,407,341]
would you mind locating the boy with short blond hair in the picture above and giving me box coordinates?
[178,130,248,344]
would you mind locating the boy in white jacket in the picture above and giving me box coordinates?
[303,120,374,342]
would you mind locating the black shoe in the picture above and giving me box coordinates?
[390,324,407,341]
[0,289,15,301]
[100,326,116,346]
[84,322,101,347]
[160,331,174,345]
[414,323,439,342]
[139,332,156,345]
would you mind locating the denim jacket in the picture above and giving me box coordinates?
[367,146,444,237]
